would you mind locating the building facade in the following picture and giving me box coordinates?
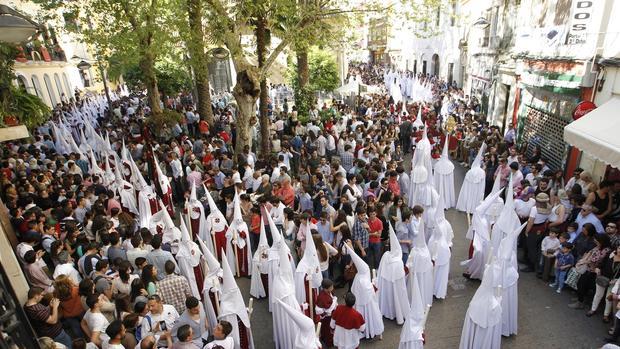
[364,0,618,176]
[5,0,113,108]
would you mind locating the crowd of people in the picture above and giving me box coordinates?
[4,60,620,349]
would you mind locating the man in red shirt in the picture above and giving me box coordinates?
[278,177,295,207]
[367,208,384,269]
[387,171,401,197]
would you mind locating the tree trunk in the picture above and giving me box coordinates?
[256,15,270,157]
[297,49,309,89]
[232,66,260,157]
[186,0,214,126]
[295,48,311,116]
[140,51,162,114]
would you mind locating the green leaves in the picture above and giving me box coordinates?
[0,43,50,130]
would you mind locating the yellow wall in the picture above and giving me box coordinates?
[0,224,29,305]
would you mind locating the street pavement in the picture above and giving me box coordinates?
[236,162,611,348]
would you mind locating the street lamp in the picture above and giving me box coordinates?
[473,17,490,29]
[0,5,39,43]
[73,54,113,113]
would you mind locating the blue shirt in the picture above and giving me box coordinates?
[299,193,313,213]
[316,221,333,245]
[556,251,574,268]
[214,171,226,190]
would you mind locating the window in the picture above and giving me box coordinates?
[43,74,58,106]
[16,75,28,91]
[436,6,441,27]
[62,73,72,97]
[31,75,43,98]
[54,73,65,102]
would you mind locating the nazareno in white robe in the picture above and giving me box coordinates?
[456,143,487,214]
[266,213,296,312]
[498,222,526,337]
[428,209,452,300]
[459,259,503,349]
[271,243,301,349]
[399,276,430,349]
[406,218,434,307]
[294,227,322,306]
[345,244,384,339]
[433,134,456,209]
[197,238,221,331]
[250,219,269,299]
[461,190,503,280]
[227,191,253,277]
[219,250,255,349]
[377,224,410,325]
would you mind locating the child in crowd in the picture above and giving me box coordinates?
[566,222,579,243]
[550,242,575,293]
[315,279,337,347]
[539,227,561,279]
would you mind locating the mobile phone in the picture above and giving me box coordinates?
[159,321,167,331]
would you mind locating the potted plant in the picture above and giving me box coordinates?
[33,37,51,62]
[15,46,27,63]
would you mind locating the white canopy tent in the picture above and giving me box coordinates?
[563,96,620,167]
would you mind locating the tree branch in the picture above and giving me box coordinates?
[259,35,291,81]
[119,0,139,30]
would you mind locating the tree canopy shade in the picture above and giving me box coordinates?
[34,0,177,114]
[119,61,192,97]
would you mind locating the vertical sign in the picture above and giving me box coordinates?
[566,0,594,45]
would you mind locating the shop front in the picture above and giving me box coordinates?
[514,59,588,171]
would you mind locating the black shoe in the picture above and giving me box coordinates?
[605,336,617,343]
[462,272,471,279]
[520,267,535,272]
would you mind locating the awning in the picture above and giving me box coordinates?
[563,96,620,167]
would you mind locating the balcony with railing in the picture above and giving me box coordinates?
[16,43,66,63]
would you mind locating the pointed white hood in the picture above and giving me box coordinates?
[345,243,370,276]
[345,244,375,306]
[228,190,249,250]
[467,257,503,328]
[198,238,221,279]
[412,106,424,129]
[271,241,296,302]
[434,133,454,175]
[388,222,402,258]
[276,299,321,349]
[153,156,171,192]
[296,230,322,289]
[266,209,283,247]
[406,218,433,273]
[468,188,504,249]
[219,250,251,328]
[399,275,429,343]
[498,222,527,288]
[177,218,202,267]
[129,153,149,192]
[471,142,487,170]
[88,149,105,178]
[204,187,227,232]
[494,174,520,234]
[377,222,405,281]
